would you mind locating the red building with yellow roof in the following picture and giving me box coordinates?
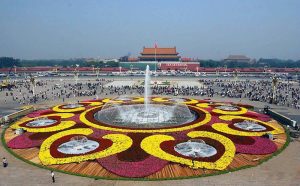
[139,46,180,61]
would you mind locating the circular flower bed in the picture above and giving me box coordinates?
[2,97,288,180]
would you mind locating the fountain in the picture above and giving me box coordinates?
[95,65,196,128]
[144,65,150,111]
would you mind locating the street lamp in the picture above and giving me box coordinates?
[30,75,35,95]
[234,69,238,83]
[130,64,133,72]
[96,67,100,79]
[74,64,79,85]
[272,75,279,104]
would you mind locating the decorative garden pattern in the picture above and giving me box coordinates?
[3,97,288,180]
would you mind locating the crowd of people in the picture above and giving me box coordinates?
[1,77,300,110]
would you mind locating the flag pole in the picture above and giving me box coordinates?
[155,43,157,72]
[154,43,157,62]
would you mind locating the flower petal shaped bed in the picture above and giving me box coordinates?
[2,97,288,180]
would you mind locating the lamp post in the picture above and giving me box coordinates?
[272,75,278,104]
[130,64,133,73]
[96,67,100,79]
[30,75,35,95]
[234,69,238,83]
[216,67,220,76]
[74,64,79,85]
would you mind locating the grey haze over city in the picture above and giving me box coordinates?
[0,0,300,60]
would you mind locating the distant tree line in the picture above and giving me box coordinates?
[1,57,300,69]
[20,59,86,67]
[84,61,119,68]
[199,58,300,68]
[0,57,21,68]
[0,57,119,68]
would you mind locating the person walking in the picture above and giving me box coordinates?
[2,157,8,167]
[51,171,55,183]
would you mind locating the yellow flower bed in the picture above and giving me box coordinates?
[39,128,132,165]
[182,99,199,105]
[196,103,210,108]
[152,97,169,102]
[80,106,211,133]
[131,97,144,102]
[140,131,235,170]
[80,101,103,106]
[212,115,284,136]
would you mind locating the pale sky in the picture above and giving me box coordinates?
[0,0,300,60]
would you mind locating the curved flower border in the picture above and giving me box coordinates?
[79,105,211,133]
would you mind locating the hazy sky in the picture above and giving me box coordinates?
[1,0,300,60]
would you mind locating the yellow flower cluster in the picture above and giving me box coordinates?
[39,128,132,165]
[212,115,284,136]
[80,106,211,133]
[80,101,103,106]
[182,99,199,105]
[140,131,235,170]
[196,103,210,108]
[10,113,75,132]
[152,97,169,102]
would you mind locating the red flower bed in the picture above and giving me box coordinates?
[97,155,168,178]
[89,128,115,138]
[8,132,43,149]
[194,125,276,154]
[117,133,150,162]
[242,111,271,122]
[27,109,55,118]
[235,137,277,154]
